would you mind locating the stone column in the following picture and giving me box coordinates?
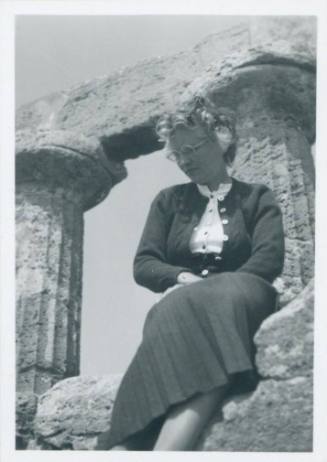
[233,112,315,304]
[15,129,126,395]
[16,184,84,394]
[185,53,315,305]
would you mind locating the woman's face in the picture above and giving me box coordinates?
[168,125,226,185]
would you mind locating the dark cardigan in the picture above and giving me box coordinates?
[134,177,285,293]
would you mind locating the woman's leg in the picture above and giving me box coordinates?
[153,384,229,451]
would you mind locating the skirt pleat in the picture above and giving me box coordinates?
[105,271,277,449]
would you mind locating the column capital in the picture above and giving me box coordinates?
[181,44,316,145]
[16,129,127,210]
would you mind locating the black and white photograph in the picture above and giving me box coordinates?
[1,1,327,461]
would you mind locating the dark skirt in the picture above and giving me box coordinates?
[104,271,278,450]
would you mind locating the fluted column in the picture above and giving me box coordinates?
[233,108,315,305]
[15,129,126,395]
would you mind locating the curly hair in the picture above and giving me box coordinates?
[156,95,237,166]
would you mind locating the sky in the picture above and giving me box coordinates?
[16,15,247,376]
[16,15,244,107]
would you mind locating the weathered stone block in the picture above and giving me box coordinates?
[255,280,314,379]
[16,129,126,210]
[198,375,313,452]
[33,375,121,449]
[16,393,38,449]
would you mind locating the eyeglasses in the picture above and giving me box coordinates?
[166,138,210,162]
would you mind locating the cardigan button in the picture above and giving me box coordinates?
[220,207,226,213]
[223,234,229,241]
[201,269,209,277]
[218,195,224,201]
[222,219,229,225]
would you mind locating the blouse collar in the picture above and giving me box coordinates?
[196,179,233,200]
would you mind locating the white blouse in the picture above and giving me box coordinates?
[189,182,233,255]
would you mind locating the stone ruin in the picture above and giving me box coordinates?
[15,16,315,450]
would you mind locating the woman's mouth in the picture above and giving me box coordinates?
[183,167,197,175]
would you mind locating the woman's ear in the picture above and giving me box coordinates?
[214,126,233,153]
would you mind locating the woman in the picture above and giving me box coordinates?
[98,96,285,451]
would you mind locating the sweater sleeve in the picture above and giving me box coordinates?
[133,190,190,293]
[236,186,285,282]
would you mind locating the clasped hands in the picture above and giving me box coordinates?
[177,271,203,285]
[158,272,203,301]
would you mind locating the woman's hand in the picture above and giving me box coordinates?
[177,272,203,285]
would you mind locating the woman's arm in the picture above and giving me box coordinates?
[133,189,190,293]
[236,185,285,283]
